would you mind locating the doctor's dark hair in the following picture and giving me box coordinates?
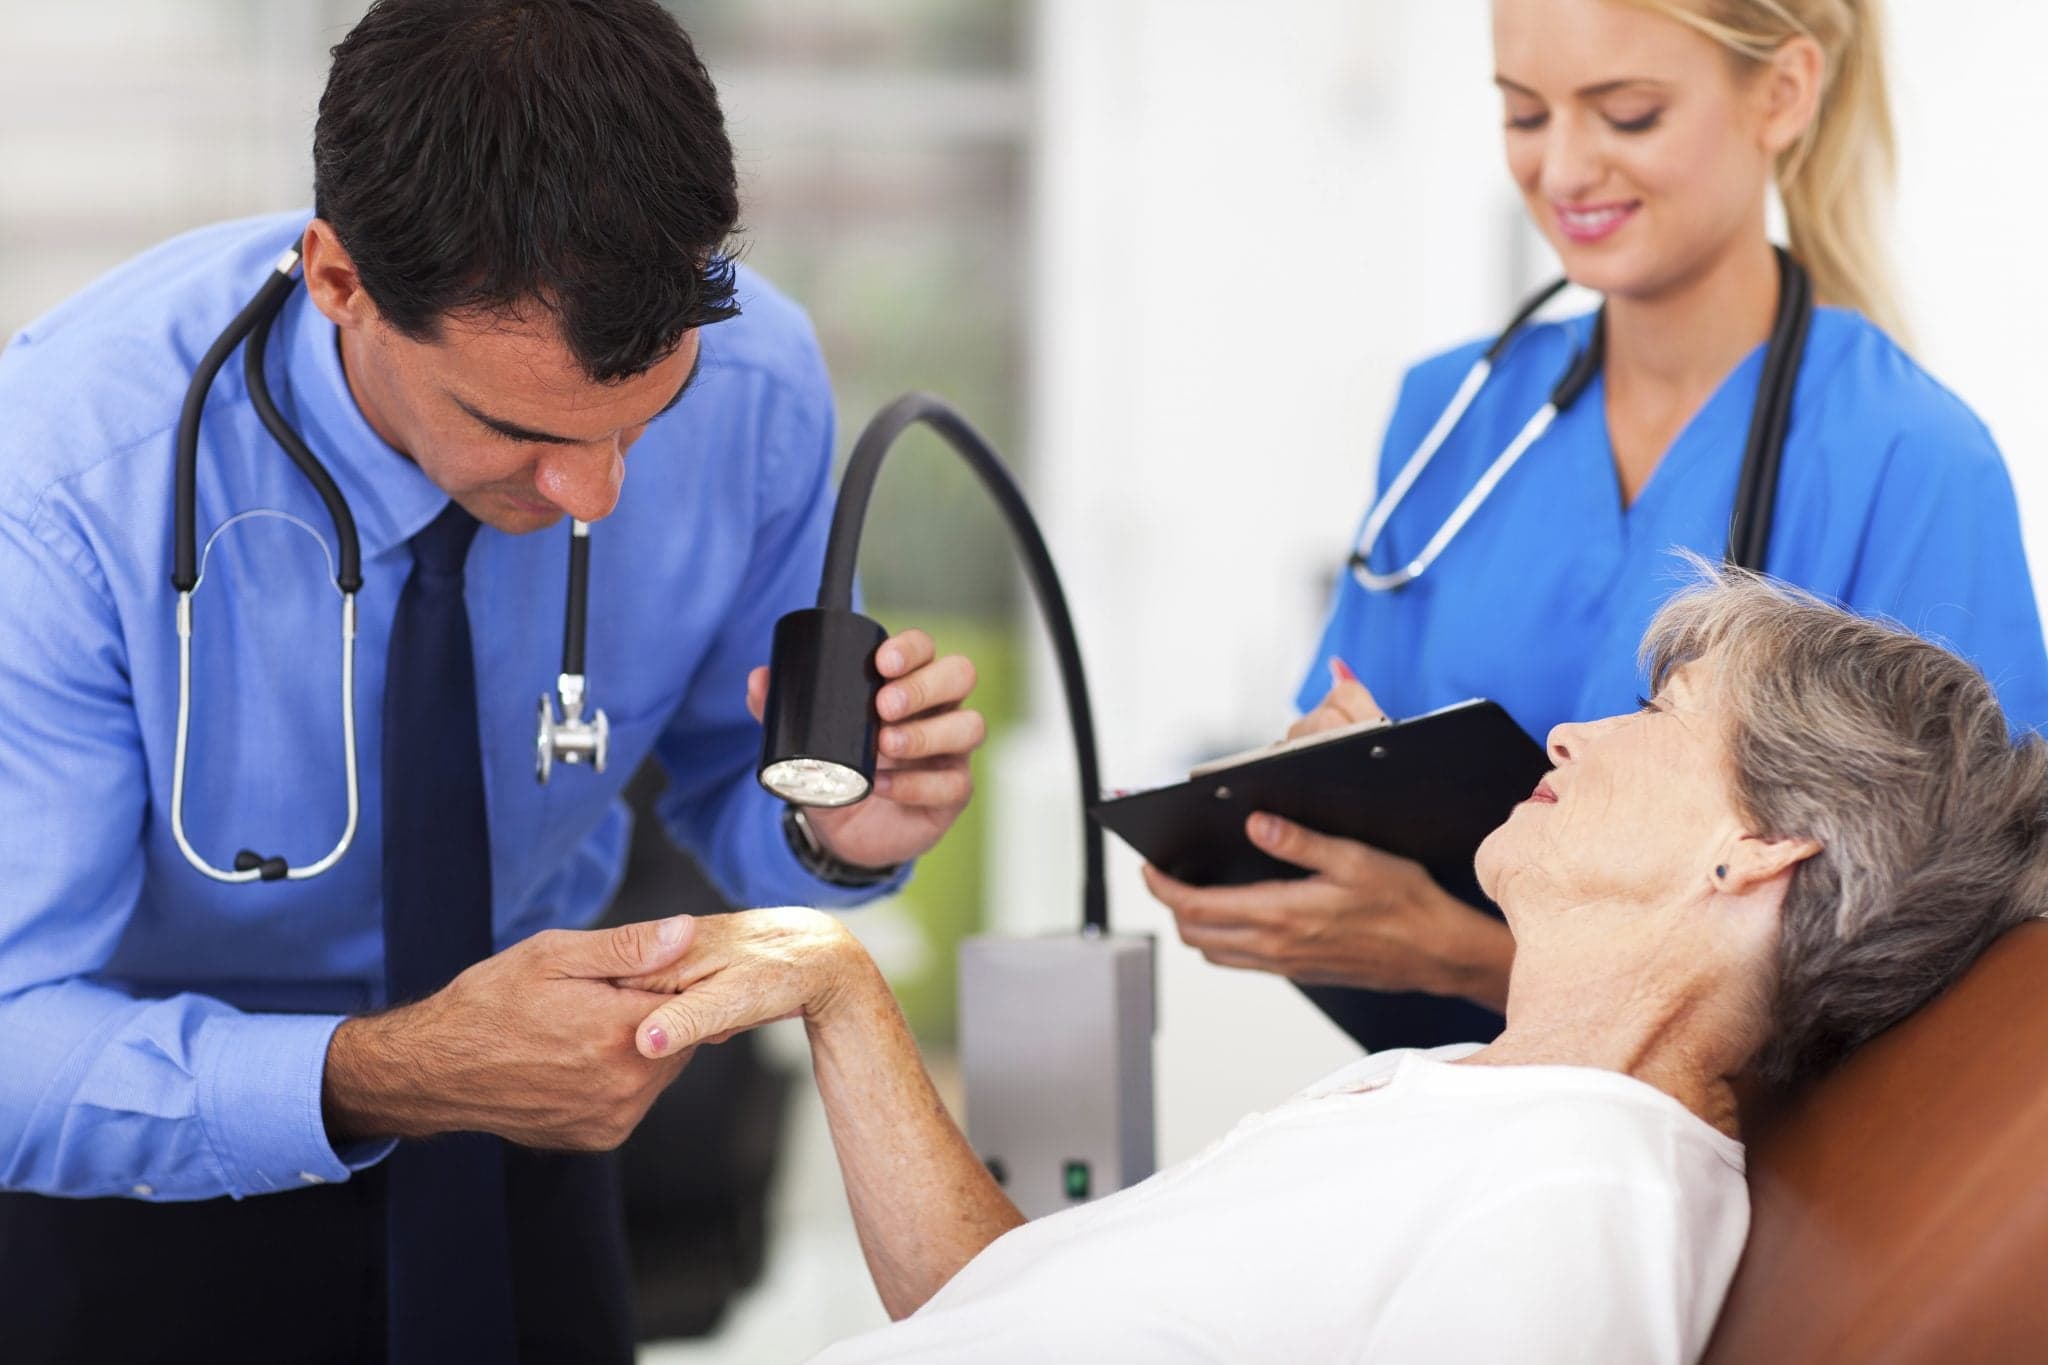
[312,0,740,382]
[1640,563,2048,1085]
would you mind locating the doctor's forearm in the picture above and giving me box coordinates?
[806,955,1024,1320]
[322,1005,456,1141]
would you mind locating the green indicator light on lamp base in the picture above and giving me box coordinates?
[1062,1159,1091,1201]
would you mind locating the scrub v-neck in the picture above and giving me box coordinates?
[1582,338,1772,546]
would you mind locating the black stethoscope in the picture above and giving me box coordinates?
[169,247,608,885]
[1349,247,1813,590]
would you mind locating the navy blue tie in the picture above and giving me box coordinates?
[381,502,518,1363]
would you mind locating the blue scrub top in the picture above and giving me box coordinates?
[1301,308,2048,744]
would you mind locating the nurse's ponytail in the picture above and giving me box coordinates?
[1638,1,1906,342]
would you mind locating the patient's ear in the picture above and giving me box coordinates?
[1717,832,1822,896]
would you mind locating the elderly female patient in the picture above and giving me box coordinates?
[625,570,2046,1362]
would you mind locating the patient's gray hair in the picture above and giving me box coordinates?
[1643,564,2048,1083]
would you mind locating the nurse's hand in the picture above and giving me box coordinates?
[1143,822,1514,1010]
[1144,670,1511,1008]
[1288,671,1389,740]
[747,627,985,871]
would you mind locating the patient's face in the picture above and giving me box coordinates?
[1477,661,1744,913]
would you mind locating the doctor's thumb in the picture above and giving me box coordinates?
[571,915,697,979]
[639,915,698,970]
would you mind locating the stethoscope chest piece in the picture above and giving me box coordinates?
[535,675,609,783]
[533,517,606,784]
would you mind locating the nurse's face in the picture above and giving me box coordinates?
[301,219,700,536]
[1490,0,1815,303]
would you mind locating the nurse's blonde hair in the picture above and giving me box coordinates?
[1627,0,1903,341]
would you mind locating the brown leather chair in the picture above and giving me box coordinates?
[1701,919,2048,1364]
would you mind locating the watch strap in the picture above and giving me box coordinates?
[781,804,902,889]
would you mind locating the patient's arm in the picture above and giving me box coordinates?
[626,909,1025,1319]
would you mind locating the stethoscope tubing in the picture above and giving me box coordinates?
[1349,250,1809,592]
[170,248,365,883]
[1727,254,1813,572]
[171,586,360,883]
[170,248,609,883]
[1350,362,1548,592]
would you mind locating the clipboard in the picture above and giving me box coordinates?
[1088,699,1549,888]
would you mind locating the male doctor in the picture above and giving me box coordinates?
[0,2,983,1360]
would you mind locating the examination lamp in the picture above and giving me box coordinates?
[756,393,1148,1218]
[757,391,1108,932]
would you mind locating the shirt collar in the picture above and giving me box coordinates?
[276,281,451,562]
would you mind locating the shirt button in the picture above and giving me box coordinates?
[132,1183,154,1197]
[298,1171,327,1185]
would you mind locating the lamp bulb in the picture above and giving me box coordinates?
[761,756,870,808]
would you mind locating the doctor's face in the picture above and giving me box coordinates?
[302,220,700,535]
[1490,0,1802,303]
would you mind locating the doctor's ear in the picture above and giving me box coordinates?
[1753,35,1825,160]
[1714,831,1822,896]
[300,219,379,332]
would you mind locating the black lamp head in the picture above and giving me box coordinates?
[757,606,890,808]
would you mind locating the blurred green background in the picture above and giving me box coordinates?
[860,606,1018,1040]
[674,0,1031,1043]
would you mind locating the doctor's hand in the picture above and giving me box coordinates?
[322,916,706,1152]
[747,627,985,871]
[1143,822,1515,1009]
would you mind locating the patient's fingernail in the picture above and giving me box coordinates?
[879,646,903,673]
[657,916,686,948]
[1250,814,1277,843]
[644,1025,668,1056]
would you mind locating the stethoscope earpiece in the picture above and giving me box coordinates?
[234,850,291,882]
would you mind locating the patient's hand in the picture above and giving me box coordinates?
[629,911,1017,1321]
[621,907,868,1059]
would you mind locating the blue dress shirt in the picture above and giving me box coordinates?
[1302,308,2048,742]
[0,212,901,1202]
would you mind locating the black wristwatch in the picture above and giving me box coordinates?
[781,805,902,889]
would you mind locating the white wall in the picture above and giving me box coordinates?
[0,1,344,332]
[1888,3,2048,611]
[1005,0,1514,1163]
[1008,0,2048,1166]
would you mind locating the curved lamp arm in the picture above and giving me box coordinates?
[761,392,1108,934]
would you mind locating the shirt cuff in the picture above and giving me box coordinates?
[774,810,914,908]
[193,1011,392,1198]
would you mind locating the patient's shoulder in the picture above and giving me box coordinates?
[1297,1042,1485,1099]
[1444,1060,1745,1172]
